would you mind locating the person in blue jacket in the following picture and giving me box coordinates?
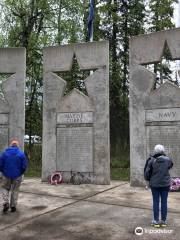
[0,139,28,213]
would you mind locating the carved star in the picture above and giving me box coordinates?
[0,73,11,100]
[144,41,180,88]
[57,54,91,96]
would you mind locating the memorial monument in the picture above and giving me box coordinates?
[42,41,110,184]
[0,48,25,151]
[130,28,180,186]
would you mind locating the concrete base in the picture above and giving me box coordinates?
[0,178,180,240]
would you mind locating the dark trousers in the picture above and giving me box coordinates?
[151,186,170,222]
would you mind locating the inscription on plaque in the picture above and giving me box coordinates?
[0,114,8,125]
[146,125,180,177]
[57,112,93,124]
[56,127,93,172]
[146,108,180,122]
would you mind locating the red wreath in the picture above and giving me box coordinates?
[50,171,62,185]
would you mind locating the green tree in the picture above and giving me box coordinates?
[99,0,146,157]
[148,0,178,86]
[1,0,52,158]
[148,0,177,32]
[46,0,84,44]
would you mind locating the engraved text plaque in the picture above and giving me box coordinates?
[56,127,93,172]
[146,108,180,122]
[146,125,180,177]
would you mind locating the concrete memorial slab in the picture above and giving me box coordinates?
[129,28,180,186]
[42,42,110,184]
[0,48,25,150]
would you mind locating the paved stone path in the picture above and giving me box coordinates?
[0,178,180,240]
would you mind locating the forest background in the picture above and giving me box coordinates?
[0,0,178,179]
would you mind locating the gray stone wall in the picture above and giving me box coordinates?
[42,41,110,184]
[129,28,180,186]
[0,48,25,151]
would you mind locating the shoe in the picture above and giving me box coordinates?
[161,221,167,227]
[151,220,160,228]
[10,207,16,212]
[3,203,9,214]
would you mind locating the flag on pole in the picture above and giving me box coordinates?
[87,0,94,41]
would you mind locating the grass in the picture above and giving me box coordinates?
[24,144,130,181]
[24,144,42,178]
[110,146,130,181]
[111,168,130,181]
[25,166,41,177]
[111,155,130,181]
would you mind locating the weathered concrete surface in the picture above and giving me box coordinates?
[0,178,180,240]
[0,48,25,149]
[42,41,110,184]
[129,27,180,66]
[87,183,180,214]
[129,28,180,186]
[20,178,122,199]
[0,192,76,230]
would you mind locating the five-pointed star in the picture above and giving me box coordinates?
[143,41,180,87]
[57,54,92,96]
[0,73,11,100]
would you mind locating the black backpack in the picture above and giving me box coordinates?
[144,156,156,181]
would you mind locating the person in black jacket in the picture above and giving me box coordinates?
[144,144,173,228]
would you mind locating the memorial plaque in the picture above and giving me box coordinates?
[57,112,93,124]
[146,108,180,122]
[0,127,8,152]
[56,126,93,172]
[146,125,180,177]
[0,114,8,125]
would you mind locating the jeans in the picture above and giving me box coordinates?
[151,186,170,222]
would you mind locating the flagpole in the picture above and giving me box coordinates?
[178,0,180,27]
[177,0,180,81]
[90,22,93,74]
[90,23,93,42]
[88,0,94,74]
[88,0,94,42]
[90,0,93,42]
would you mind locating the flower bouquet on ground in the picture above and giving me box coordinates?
[170,177,180,192]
